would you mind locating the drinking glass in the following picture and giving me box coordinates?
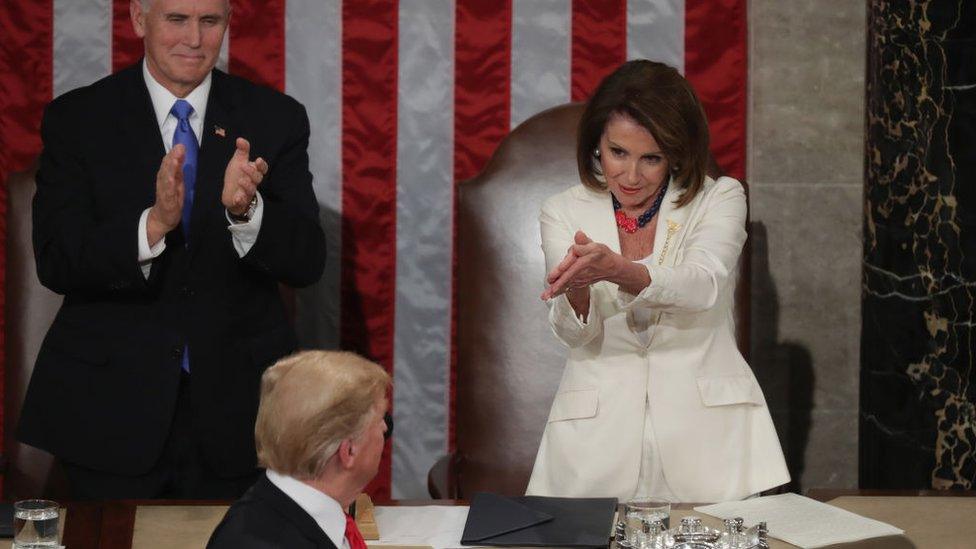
[13,499,60,549]
[624,497,672,542]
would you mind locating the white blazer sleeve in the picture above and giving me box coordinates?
[621,177,747,313]
[540,195,604,348]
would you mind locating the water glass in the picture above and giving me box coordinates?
[624,497,671,540]
[13,499,60,549]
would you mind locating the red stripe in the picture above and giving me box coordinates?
[454,1,511,182]
[341,0,398,501]
[451,0,512,451]
[229,0,285,91]
[0,0,53,491]
[684,0,747,180]
[570,0,626,102]
[112,0,143,72]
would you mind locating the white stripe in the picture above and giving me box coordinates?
[511,0,571,128]
[285,0,342,350]
[627,0,685,73]
[53,0,111,98]
[393,0,455,499]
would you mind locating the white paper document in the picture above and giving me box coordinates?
[694,493,904,548]
[369,505,471,549]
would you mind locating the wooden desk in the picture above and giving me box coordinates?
[32,492,976,548]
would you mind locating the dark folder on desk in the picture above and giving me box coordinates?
[461,492,617,547]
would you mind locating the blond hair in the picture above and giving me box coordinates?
[255,351,390,479]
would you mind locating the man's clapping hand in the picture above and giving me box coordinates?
[147,144,187,246]
[222,137,268,216]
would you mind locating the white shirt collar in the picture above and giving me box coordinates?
[142,59,211,129]
[266,469,348,549]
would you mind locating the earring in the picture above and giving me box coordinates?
[594,148,601,157]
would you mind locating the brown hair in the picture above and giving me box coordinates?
[577,60,710,207]
[255,350,390,480]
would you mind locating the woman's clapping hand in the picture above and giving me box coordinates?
[541,230,623,300]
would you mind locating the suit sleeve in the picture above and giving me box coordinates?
[619,177,747,313]
[540,195,604,348]
[239,102,326,287]
[32,99,149,295]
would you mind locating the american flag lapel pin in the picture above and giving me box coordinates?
[214,125,226,138]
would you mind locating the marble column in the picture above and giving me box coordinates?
[861,1,975,489]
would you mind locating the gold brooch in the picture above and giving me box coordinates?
[658,220,680,265]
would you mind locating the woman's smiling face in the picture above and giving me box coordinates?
[598,112,670,213]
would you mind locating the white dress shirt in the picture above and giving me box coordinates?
[137,60,263,277]
[266,469,349,549]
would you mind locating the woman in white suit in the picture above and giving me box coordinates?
[525,60,789,503]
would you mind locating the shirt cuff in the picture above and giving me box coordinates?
[617,262,674,310]
[138,208,167,278]
[225,192,264,257]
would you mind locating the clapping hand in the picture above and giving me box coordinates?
[541,230,622,300]
[222,137,268,215]
[147,144,187,245]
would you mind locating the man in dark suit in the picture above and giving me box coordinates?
[17,0,326,499]
[208,351,390,548]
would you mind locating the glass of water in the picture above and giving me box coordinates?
[624,497,672,541]
[13,499,60,549]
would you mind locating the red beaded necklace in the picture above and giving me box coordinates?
[612,180,669,234]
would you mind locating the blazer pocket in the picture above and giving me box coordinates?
[696,375,762,407]
[548,388,599,423]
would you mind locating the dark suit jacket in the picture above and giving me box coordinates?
[208,475,339,549]
[18,62,326,477]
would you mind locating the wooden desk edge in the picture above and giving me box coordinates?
[58,491,976,549]
[806,488,976,501]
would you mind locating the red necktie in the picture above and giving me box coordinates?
[345,513,368,549]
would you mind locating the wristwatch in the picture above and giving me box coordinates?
[229,195,258,223]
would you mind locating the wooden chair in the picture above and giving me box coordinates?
[428,103,748,498]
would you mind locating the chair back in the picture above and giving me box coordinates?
[454,103,751,497]
[455,104,587,496]
[4,166,67,499]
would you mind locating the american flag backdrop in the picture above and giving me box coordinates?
[0,0,746,499]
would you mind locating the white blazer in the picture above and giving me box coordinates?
[525,176,789,503]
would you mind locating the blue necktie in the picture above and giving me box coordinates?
[170,99,198,239]
[170,100,197,373]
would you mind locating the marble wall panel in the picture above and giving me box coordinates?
[748,0,865,490]
[861,0,975,490]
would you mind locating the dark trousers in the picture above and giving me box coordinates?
[62,372,259,500]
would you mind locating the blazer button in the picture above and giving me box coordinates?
[171,346,183,359]
[179,286,193,298]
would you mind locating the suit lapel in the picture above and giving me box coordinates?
[189,69,237,255]
[651,176,693,267]
[574,186,620,255]
[118,64,166,209]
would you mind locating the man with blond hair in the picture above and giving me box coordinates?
[208,351,390,548]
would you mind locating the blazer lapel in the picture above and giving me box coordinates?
[574,186,620,255]
[651,176,694,267]
[118,64,166,209]
[189,69,237,255]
